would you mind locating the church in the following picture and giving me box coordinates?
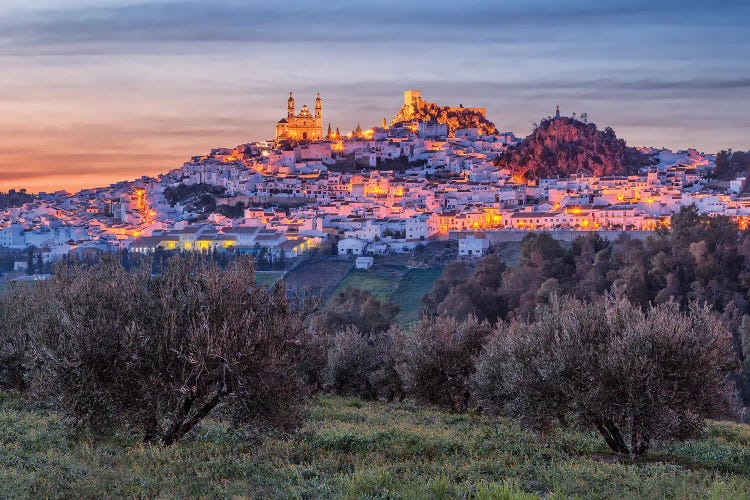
[275,92,323,141]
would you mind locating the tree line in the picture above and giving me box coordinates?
[419,205,750,410]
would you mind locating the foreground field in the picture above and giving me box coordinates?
[1,393,749,499]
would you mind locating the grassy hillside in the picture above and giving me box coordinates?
[283,260,354,297]
[254,270,286,286]
[327,266,443,323]
[1,392,749,498]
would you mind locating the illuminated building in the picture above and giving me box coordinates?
[275,92,323,141]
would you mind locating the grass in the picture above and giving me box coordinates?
[284,260,354,296]
[1,392,749,499]
[393,268,444,323]
[326,266,443,323]
[254,270,286,286]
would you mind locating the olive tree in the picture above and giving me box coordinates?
[476,296,735,456]
[0,283,39,391]
[400,315,492,410]
[323,324,405,401]
[29,255,313,445]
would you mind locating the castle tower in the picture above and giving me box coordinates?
[404,89,422,113]
[288,92,295,119]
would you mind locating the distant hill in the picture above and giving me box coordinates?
[495,115,655,181]
[391,99,498,136]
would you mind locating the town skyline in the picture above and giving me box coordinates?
[2,0,749,193]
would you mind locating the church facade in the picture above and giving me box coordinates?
[275,92,323,141]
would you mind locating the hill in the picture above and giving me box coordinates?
[495,115,655,181]
[1,393,748,498]
[392,98,498,136]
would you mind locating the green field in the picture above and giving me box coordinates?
[327,266,443,323]
[1,392,748,498]
[254,271,286,286]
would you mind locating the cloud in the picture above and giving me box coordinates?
[2,0,748,54]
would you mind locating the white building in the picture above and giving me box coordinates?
[0,224,25,249]
[418,121,448,139]
[458,234,489,257]
[338,237,366,255]
[355,256,374,269]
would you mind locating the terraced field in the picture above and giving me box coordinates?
[326,265,443,323]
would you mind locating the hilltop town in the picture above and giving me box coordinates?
[0,90,744,275]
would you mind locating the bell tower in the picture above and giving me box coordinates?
[288,92,295,119]
[314,92,322,128]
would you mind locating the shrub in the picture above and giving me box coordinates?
[28,255,313,445]
[323,325,404,401]
[294,326,332,392]
[316,287,399,335]
[399,315,492,410]
[0,283,38,390]
[476,296,736,455]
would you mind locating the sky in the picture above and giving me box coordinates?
[1,0,749,193]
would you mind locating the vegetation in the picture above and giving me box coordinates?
[713,149,750,182]
[317,287,399,336]
[1,394,749,498]
[323,325,404,402]
[0,189,34,209]
[21,256,314,445]
[2,209,749,494]
[423,207,750,412]
[422,256,506,322]
[328,266,443,323]
[392,267,444,323]
[494,115,655,180]
[254,270,286,286]
[215,200,246,218]
[476,297,735,456]
[399,315,492,411]
[0,283,38,391]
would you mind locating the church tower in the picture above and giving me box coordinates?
[314,92,323,129]
[276,91,323,141]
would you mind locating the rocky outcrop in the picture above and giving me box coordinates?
[392,100,498,137]
[495,116,654,181]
